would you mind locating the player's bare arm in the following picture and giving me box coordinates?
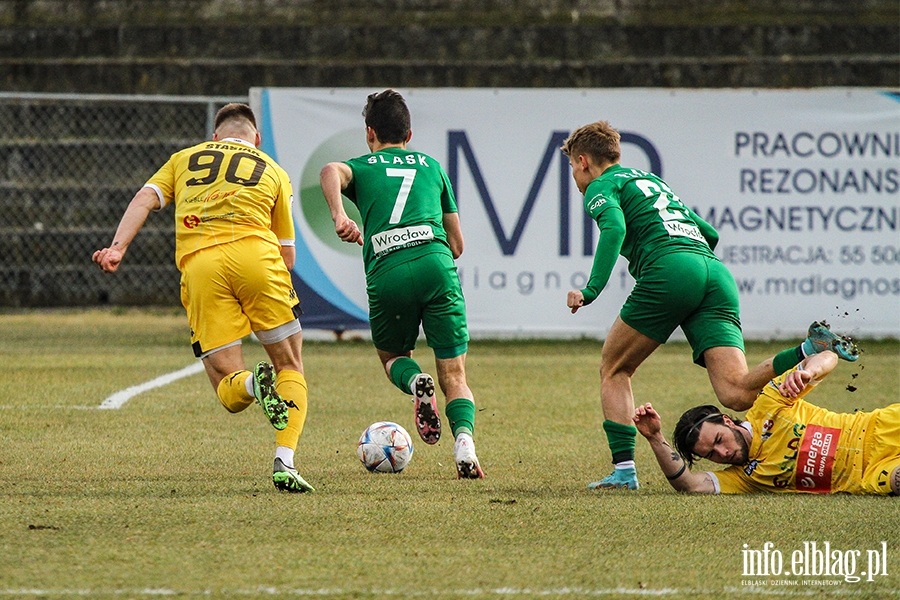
[442,212,464,259]
[320,162,362,246]
[634,403,716,494]
[279,245,296,271]
[92,186,159,273]
[778,350,838,398]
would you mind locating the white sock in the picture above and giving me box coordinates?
[275,446,295,468]
[614,460,635,470]
[244,373,255,397]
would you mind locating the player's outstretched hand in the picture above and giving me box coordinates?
[777,368,811,398]
[335,216,363,246]
[92,247,123,273]
[566,290,585,314]
[633,402,662,438]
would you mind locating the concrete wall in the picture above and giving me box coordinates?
[1,0,897,94]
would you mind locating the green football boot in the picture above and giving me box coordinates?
[253,361,288,430]
[272,458,314,493]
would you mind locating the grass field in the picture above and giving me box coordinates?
[1,309,898,599]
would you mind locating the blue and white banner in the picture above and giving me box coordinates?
[250,88,900,340]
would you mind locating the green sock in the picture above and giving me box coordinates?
[388,357,421,394]
[603,420,637,464]
[446,398,476,438]
[773,346,804,376]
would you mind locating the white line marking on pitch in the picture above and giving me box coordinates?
[1,587,893,597]
[98,362,205,410]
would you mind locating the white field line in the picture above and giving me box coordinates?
[1,587,896,597]
[97,362,205,409]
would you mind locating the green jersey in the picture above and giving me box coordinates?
[581,164,720,303]
[343,148,457,276]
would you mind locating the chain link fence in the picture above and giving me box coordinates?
[0,93,246,308]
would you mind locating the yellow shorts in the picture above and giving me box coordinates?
[179,236,300,357]
[861,403,900,495]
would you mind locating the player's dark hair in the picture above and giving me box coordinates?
[214,103,257,131]
[673,405,744,468]
[363,89,411,145]
[560,121,621,165]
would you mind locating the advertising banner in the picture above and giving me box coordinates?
[250,88,899,339]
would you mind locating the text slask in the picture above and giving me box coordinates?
[372,225,435,255]
[367,154,429,166]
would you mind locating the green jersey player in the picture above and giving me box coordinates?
[320,89,484,479]
[561,121,859,491]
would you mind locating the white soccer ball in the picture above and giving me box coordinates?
[357,421,414,473]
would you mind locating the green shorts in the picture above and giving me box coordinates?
[620,251,744,366]
[366,247,469,359]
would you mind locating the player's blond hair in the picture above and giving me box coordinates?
[560,121,621,165]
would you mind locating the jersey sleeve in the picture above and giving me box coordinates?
[581,180,626,304]
[341,159,358,203]
[685,206,719,251]
[439,168,458,214]
[708,467,757,494]
[144,155,177,209]
[269,166,296,245]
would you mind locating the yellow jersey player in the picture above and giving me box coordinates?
[634,350,899,495]
[92,103,313,493]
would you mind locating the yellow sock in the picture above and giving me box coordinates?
[217,370,254,413]
[274,369,308,450]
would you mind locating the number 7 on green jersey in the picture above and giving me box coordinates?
[386,168,417,224]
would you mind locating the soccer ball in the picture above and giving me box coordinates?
[357,421,414,473]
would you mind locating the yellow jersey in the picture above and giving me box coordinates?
[144,137,294,268]
[711,367,875,494]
